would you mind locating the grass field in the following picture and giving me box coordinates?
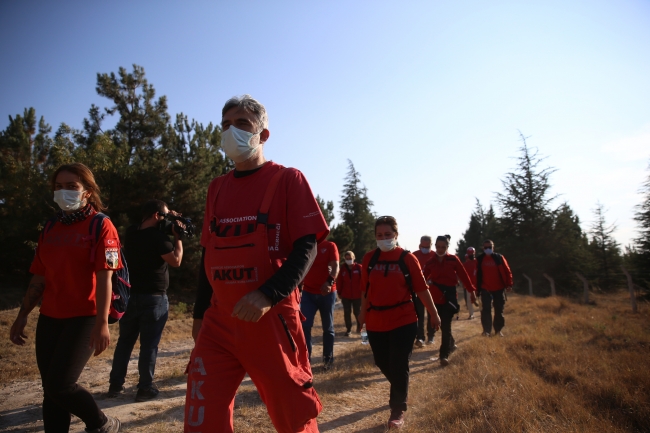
[1,290,649,432]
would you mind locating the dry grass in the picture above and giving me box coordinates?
[0,299,194,385]
[402,293,650,433]
[2,291,649,432]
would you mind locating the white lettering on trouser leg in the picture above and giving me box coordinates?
[191,357,207,375]
[191,381,205,400]
[188,406,205,427]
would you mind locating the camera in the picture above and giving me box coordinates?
[159,213,196,239]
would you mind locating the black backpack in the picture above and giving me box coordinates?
[476,252,504,291]
[365,249,418,318]
[43,213,131,324]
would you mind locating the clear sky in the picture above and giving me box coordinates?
[1,0,648,253]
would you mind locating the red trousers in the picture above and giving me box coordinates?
[185,301,321,433]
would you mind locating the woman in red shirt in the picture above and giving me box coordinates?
[337,250,363,337]
[359,216,441,430]
[423,235,476,367]
[9,163,122,433]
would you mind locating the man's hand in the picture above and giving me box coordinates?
[429,313,442,331]
[9,315,28,346]
[232,290,272,322]
[192,318,203,342]
[89,322,110,356]
[506,286,513,293]
[320,282,332,296]
[358,310,366,328]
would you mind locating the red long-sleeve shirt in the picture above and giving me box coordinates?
[463,258,477,287]
[479,253,513,291]
[423,253,476,304]
[337,262,362,299]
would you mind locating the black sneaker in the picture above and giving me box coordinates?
[135,386,159,402]
[344,330,351,337]
[106,385,124,398]
[85,414,121,432]
[450,344,458,354]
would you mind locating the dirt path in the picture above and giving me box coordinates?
[0,305,482,432]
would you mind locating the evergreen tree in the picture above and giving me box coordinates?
[633,161,650,279]
[546,203,594,291]
[339,160,376,259]
[495,132,557,290]
[456,199,497,256]
[329,223,354,254]
[589,202,622,290]
[0,109,54,280]
[316,195,335,227]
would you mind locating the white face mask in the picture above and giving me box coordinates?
[53,189,86,211]
[420,247,430,254]
[221,126,262,163]
[345,259,353,266]
[377,238,397,252]
[484,248,493,255]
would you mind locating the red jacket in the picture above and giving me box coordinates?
[423,253,476,305]
[477,253,513,291]
[337,262,362,299]
[463,258,477,287]
[412,249,436,269]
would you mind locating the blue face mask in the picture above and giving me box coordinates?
[484,248,493,255]
[221,126,262,163]
[420,247,430,254]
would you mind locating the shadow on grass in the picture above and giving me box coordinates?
[318,404,389,432]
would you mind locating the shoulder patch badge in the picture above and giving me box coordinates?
[105,248,119,269]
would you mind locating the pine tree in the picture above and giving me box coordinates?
[339,160,376,259]
[456,199,497,256]
[0,109,54,279]
[633,162,650,275]
[589,202,622,290]
[329,224,354,254]
[546,202,594,291]
[316,195,335,227]
[495,132,557,289]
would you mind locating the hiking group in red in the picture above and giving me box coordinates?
[9,95,514,433]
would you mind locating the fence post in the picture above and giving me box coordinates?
[542,273,556,296]
[523,273,533,296]
[621,266,638,313]
[575,272,590,304]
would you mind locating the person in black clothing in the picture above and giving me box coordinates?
[107,199,184,401]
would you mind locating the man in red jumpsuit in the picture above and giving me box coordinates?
[186,95,328,433]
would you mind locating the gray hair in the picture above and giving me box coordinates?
[420,235,432,243]
[221,94,269,131]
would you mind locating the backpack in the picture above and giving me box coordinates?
[476,252,504,291]
[365,249,418,318]
[43,213,131,324]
